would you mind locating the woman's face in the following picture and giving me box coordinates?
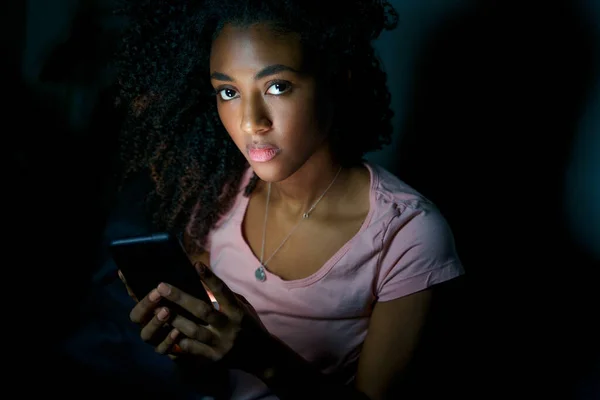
[210,23,331,182]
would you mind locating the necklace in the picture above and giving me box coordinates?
[254,167,343,282]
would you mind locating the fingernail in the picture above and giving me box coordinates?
[157,283,171,296]
[149,289,160,302]
[170,329,179,340]
[157,308,169,321]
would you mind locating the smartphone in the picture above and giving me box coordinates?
[109,232,211,325]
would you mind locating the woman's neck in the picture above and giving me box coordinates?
[269,147,345,217]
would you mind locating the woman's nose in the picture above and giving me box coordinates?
[240,93,272,135]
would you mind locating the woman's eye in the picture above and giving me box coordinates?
[218,88,238,101]
[266,82,291,95]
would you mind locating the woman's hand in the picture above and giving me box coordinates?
[118,270,182,354]
[126,263,267,367]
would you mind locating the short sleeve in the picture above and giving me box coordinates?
[376,204,464,302]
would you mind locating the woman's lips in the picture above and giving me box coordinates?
[247,144,280,162]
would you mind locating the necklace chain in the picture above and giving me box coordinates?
[255,167,342,281]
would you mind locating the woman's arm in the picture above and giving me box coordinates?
[355,290,432,399]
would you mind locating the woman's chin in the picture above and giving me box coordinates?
[249,159,293,183]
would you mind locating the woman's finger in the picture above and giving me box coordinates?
[156,283,224,326]
[170,315,215,344]
[155,328,180,355]
[129,288,162,325]
[140,307,171,343]
[195,263,240,317]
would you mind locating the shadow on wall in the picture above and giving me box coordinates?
[394,1,599,398]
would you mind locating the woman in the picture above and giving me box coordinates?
[114,1,464,399]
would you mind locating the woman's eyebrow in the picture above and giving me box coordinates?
[210,64,300,82]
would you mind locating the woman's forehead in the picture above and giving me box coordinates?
[210,24,304,73]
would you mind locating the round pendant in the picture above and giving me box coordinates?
[255,265,267,282]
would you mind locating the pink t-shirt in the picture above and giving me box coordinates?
[207,163,464,382]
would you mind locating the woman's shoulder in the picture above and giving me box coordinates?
[365,162,454,241]
[364,163,464,301]
[366,162,434,211]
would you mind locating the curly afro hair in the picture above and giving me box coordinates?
[114,0,398,251]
